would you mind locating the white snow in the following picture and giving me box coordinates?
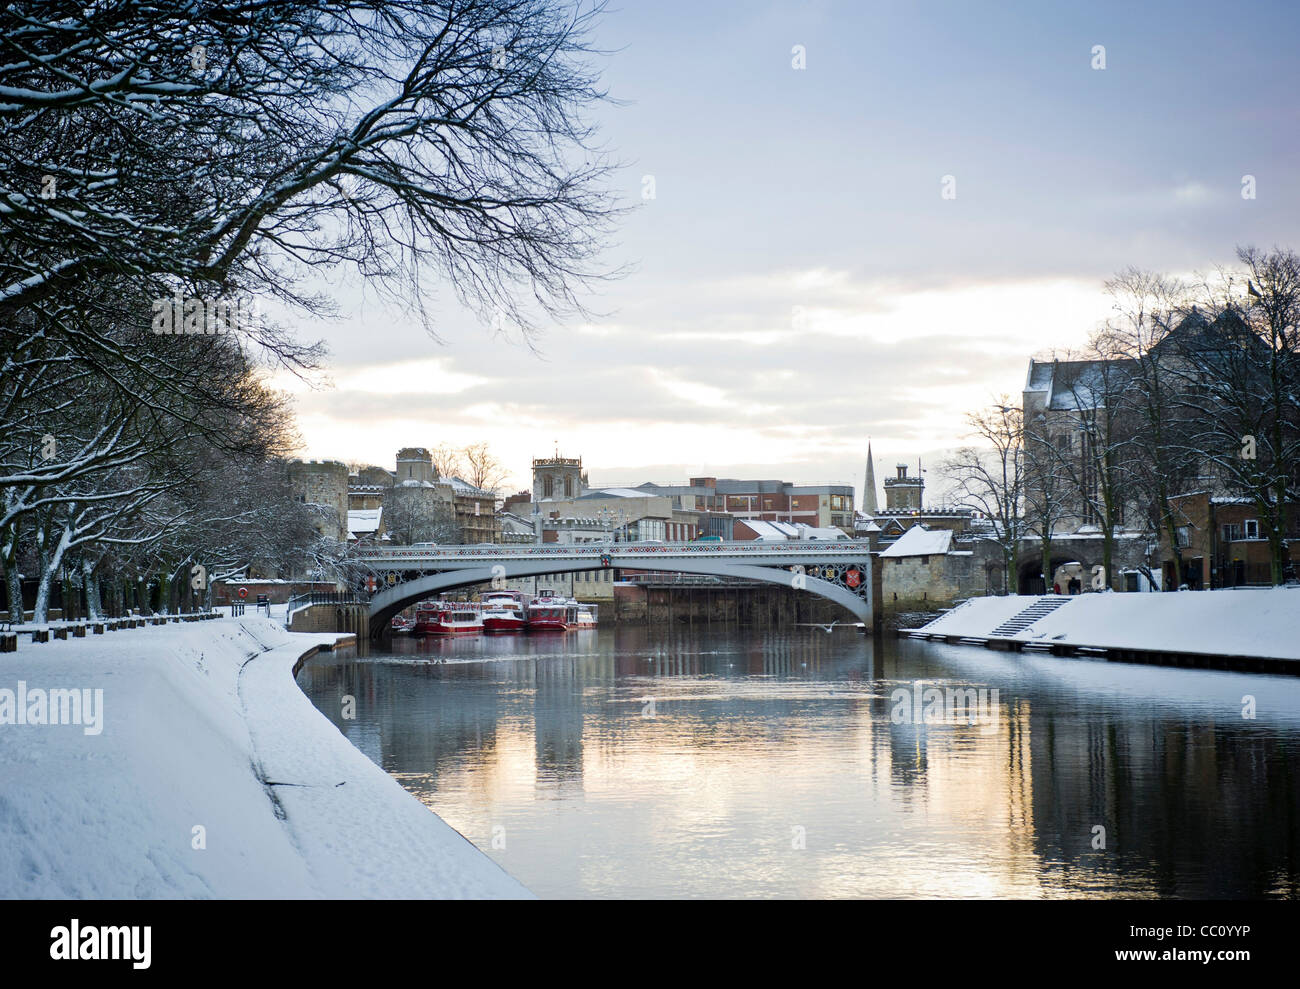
[348,507,382,535]
[919,588,1300,661]
[0,617,531,898]
[879,525,953,558]
[737,520,848,541]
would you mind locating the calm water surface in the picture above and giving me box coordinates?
[297,626,1300,898]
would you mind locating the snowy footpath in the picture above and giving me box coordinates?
[0,616,531,898]
[916,587,1300,662]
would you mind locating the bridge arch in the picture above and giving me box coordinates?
[367,556,871,638]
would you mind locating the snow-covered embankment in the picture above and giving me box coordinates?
[915,587,1300,663]
[0,616,531,898]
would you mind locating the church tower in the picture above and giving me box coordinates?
[862,440,879,515]
[884,462,924,511]
[531,449,585,504]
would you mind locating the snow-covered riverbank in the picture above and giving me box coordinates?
[914,587,1300,663]
[0,616,531,898]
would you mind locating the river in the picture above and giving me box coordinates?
[297,626,1300,898]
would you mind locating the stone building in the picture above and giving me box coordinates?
[339,448,505,545]
[532,453,588,504]
[879,526,987,614]
[884,463,924,511]
[287,459,349,542]
[396,446,438,485]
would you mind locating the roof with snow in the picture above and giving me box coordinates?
[797,525,850,540]
[737,520,799,540]
[738,520,848,541]
[445,476,494,498]
[348,508,382,535]
[879,525,953,558]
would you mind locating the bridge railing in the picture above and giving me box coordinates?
[288,590,367,610]
[355,539,873,561]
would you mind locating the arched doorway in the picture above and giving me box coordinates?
[1019,557,1075,595]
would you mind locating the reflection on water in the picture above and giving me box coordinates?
[297,627,1300,899]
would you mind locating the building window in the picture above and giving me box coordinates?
[1176,526,1190,548]
[544,476,553,497]
[1245,519,1259,539]
[565,476,572,497]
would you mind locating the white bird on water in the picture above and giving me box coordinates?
[814,620,838,634]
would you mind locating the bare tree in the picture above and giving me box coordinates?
[1022,412,1073,593]
[1105,268,1201,589]
[384,486,460,545]
[1182,247,1300,584]
[0,1,623,613]
[429,443,466,481]
[941,399,1025,594]
[461,442,510,496]
[1,1,622,344]
[1042,331,1137,591]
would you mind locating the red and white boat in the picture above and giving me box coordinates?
[526,593,573,632]
[481,590,527,633]
[413,602,483,635]
[572,604,597,629]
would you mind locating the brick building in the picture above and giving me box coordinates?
[1159,492,1299,589]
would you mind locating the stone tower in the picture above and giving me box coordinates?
[884,462,924,511]
[287,459,349,541]
[532,451,586,503]
[395,447,437,485]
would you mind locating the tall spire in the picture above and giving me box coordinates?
[862,440,879,515]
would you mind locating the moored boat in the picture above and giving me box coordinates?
[481,590,527,633]
[413,602,483,635]
[527,599,570,632]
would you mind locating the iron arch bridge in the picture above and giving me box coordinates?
[355,541,876,638]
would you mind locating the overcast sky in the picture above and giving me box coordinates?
[274,0,1300,502]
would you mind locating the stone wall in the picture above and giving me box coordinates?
[289,603,368,636]
[613,584,849,626]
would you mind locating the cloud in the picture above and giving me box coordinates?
[284,272,1115,492]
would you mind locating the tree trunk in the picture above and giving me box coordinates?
[61,570,75,621]
[32,539,51,624]
[1041,534,1053,594]
[83,558,103,621]
[1101,525,1114,592]
[33,569,52,624]
[5,562,21,622]
[1162,512,1182,590]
